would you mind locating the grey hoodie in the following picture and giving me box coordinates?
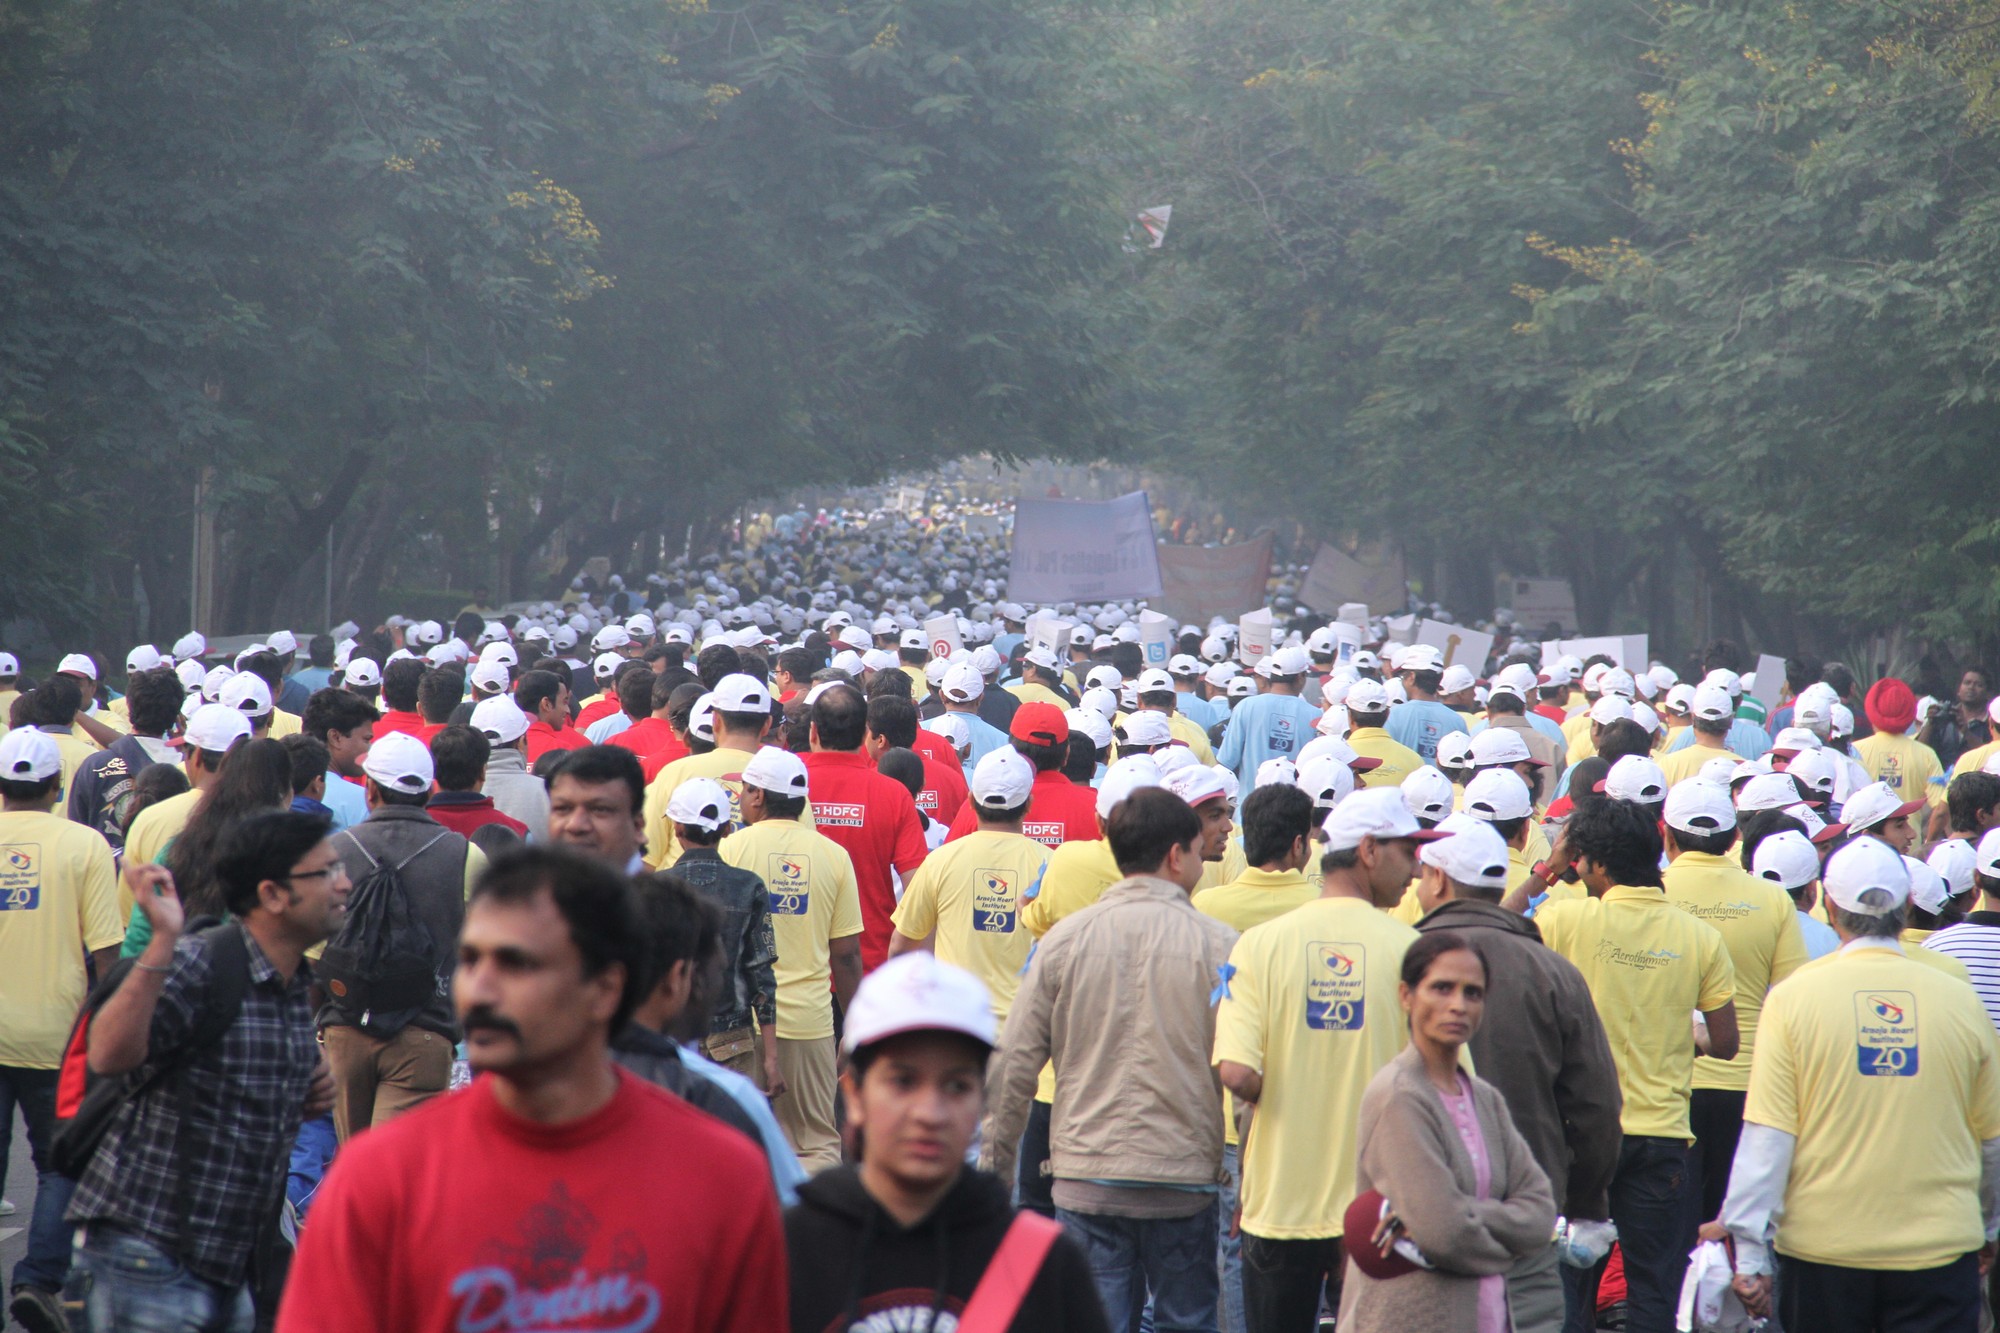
[481,743,549,837]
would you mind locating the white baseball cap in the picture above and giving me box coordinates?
[1598,754,1667,804]
[267,630,299,655]
[1322,786,1449,852]
[58,653,97,681]
[1062,708,1108,750]
[1734,772,1804,813]
[1784,747,1838,799]
[1689,684,1734,723]
[1255,757,1300,789]
[1699,756,1742,786]
[591,651,622,681]
[1168,653,1204,678]
[592,625,632,652]
[1399,644,1444,673]
[1631,702,1662,736]
[1164,763,1231,809]
[741,745,809,798]
[126,645,165,674]
[1822,836,1912,914]
[970,748,1035,811]
[1267,644,1313,677]
[711,673,774,713]
[1346,679,1390,712]
[184,701,253,753]
[1468,728,1539,768]
[940,661,985,704]
[1598,667,1636,698]
[1295,753,1355,811]
[1463,767,1533,822]
[470,660,512,694]
[0,652,17,676]
[478,642,520,670]
[361,731,434,795]
[1927,838,1977,901]
[221,672,273,718]
[1664,779,1737,835]
[1134,668,1175,695]
[1420,816,1509,890]
[343,657,382,689]
[1752,830,1820,891]
[1022,645,1062,672]
[1096,754,1162,819]
[1702,668,1743,697]
[1439,664,1477,695]
[1976,828,2000,881]
[1085,665,1123,692]
[841,952,997,1056]
[172,632,207,660]
[667,777,732,833]
[0,728,62,782]
[175,659,207,691]
[1434,731,1475,771]
[1905,854,1952,915]
[1401,765,1456,821]
[1770,726,1822,755]
[1841,781,1925,835]
[1121,711,1174,748]
[471,695,531,745]
[1829,702,1856,739]
[1588,695,1634,726]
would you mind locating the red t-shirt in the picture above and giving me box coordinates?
[945,769,1100,848]
[1532,703,1568,727]
[423,794,528,840]
[277,1069,785,1333]
[916,754,968,826]
[611,717,681,766]
[524,718,588,764]
[799,750,929,971]
[374,709,428,741]
[911,727,963,774]
[577,693,623,731]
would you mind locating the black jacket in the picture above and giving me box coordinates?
[609,1024,765,1152]
[785,1164,1108,1333]
[676,847,778,1034]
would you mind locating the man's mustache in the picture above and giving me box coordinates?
[461,1005,523,1041]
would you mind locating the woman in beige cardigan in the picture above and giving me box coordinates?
[1337,931,1558,1333]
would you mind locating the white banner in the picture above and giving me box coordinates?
[925,615,963,661]
[1008,492,1164,604]
[1415,620,1494,673]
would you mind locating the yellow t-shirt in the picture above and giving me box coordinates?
[1536,884,1736,1141]
[1214,895,1416,1238]
[1005,682,1071,711]
[1344,727,1422,788]
[719,816,863,1041]
[1195,867,1322,1148]
[1657,742,1743,789]
[1746,945,2000,1270]
[120,787,203,919]
[643,747,814,868]
[269,709,302,739]
[1166,711,1215,765]
[1194,834,1249,894]
[1951,737,2000,778]
[899,663,930,702]
[891,829,1049,1024]
[1663,850,1808,1093]
[1562,711,1596,765]
[0,810,123,1067]
[1853,731,1947,808]
[45,729,97,818]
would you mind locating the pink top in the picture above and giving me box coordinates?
[1439,1073,1508,1333]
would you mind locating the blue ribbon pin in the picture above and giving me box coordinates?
[1210,962,1236,1006]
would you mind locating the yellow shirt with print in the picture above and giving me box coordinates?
[269,709,302,739]
[1663,850,1808,1093]
[642,748,814,869]
[1344,728,1421,788]
[1746,945,2000,1270]
[1854,731,1946,807]
[1536,884,1736,1141]
[1195,867,1321,1148]
[892,829,1050,1025]
[1213,895,1416,1238]
[1006,682,1071,711]
[719,816,862,1041]
[1657,742,1743,790]
[0,810,123,1067]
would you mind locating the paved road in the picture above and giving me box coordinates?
[2,1116,33,1301]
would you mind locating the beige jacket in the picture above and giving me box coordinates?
[982,875,1239,1187]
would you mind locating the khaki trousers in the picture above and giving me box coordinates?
[772,1034,840,1174]
[703,1026,763,1087]
[322,1024,454,1143]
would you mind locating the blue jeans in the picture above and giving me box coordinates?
[1562,1136,1689,1333]
[66,1229,254,1333]
[0,1064,76,1293]
[1057,1200,1220,1333]
[1217,1145,1245,1333]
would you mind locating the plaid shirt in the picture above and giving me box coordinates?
[68,923,319,1287]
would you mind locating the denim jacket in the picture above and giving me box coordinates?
[675,847,778,1033]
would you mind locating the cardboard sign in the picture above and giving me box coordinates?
[1008,492,1164,604]
[1298,543,1407,617]
[1137,610,1175,667]
[1751,654,1789,708]
[1507,577,1579,635]
[1622,636,1651,674]
[1414,620,1495,674]
[1337,602,1371,627]
[1539,636,1644,670]
[1238,608,1275,667]
[1154,535,1273,625]
[925,615,963,661]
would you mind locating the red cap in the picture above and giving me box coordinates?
[1010,702,1070,747]
[1342,1190,1424,1281]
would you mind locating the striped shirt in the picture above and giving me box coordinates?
[1926,912,2000,1034]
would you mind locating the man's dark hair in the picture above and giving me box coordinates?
[239,651,284,694]
[650,669,695,712]
[877,747,925,801]
[126,670,187,736]
[776,647,815,685]
[1785,656,1821,694]
[382,657,427,712]
[215,810,333,919]
[633,870,722,993]
[1347,706,1389,730]
[811,683,868,752]
[419,667,465,725]
[549,744,646,816]
[1738,809,1807,871]
[1107,786,1203,876]
[280,734,329,795]
[308,634,336,668]
[867,694,919,749]
[1947,771,2000,835]
[27,674,81,727]
[665,681,707,733]
[1488,814,1530,845]
[0,770,58,802]
[430,725,491,792]
[781,700,813,753]
[898,646,928,667]
[865,668,913,701]
[1062,734,1098,783]
[303,686,378,742]
[514,670,565,718]
[1486,690,1525,716]
[1242,783,1314,867]
[695,643,742,689]
[1692,713,1731,739]
[1409,668,1443,695]
[1567,794,1665,887]
[1701,639,1745,675]
[1822,662,1856,699]
[470,846,646,1036]
[1671,824,1738,857]
[452,611,485,645]
[1014,735,1065,774]
[528,658,574,694]
[1594,719,1653,764]
[1110,642,1144,679]
[616,663,655,720]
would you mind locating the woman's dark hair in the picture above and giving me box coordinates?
[166,738,294,919]
[1565,757,1610,813]
[1106,787,1202,876]
[1242,783,1313,867]
[124,763,191,835]
[876,747,925,801]
[215,810,332,919]
[1400,930,1487,990]
[1594,719,1653,764]
[1567,793,1665,887]
[1737,809,1807,871]
[470,846,646,1036]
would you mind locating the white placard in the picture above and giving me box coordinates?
[1337,602,1370,626]
[1238,608,1274,667]
[1384,614,1416,645]
[1751,654,1788,708]
[1007,492,1164,604]
[1027,614,1066,660]
[1622,635,1651,675]
[1414,620,1495,673]
[1330,621,1363,667]
[1138,610,1174,667]
[925,615,963,660]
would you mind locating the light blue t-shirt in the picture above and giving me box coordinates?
[951,710,1013,770]
[585,712,635,744]
[1795,908,1840,960]
[1215,693,1321,786]
[678,1044,807,1205]
[1387,699,1469,765]
[321,773,367,833]
[1177,689,1222,731]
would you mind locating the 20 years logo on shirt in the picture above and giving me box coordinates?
[0,843,40,911]
[1307,942,1367,1030]
[766,853,810,915]
[1854,990,1920,1077]
[974,869,1017,933]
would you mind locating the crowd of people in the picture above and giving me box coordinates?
[2,488,1998,1333]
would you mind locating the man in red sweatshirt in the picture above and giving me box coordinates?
[278,846,786,1333]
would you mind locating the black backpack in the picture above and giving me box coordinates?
[316,828,451,1033]
[51,918,251,1180]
